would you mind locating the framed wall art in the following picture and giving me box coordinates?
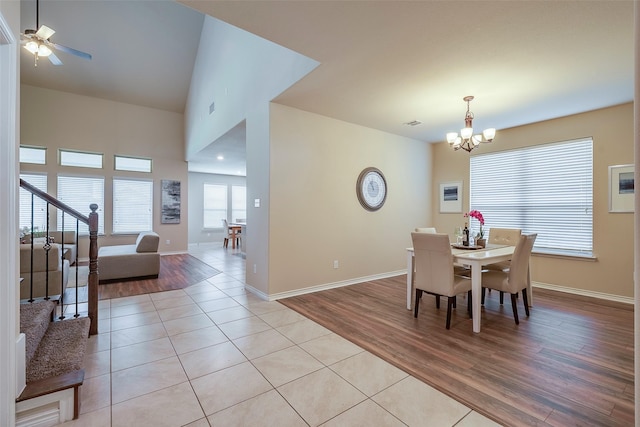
[609,164,634,213]
[439,181,462,213]
[161,179,181,223]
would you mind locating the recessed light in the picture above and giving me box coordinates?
[217,155,224,160]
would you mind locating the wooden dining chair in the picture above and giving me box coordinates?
[480,233,537,324]
[411,232,472,329]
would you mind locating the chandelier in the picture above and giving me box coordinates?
[446,96,496,152]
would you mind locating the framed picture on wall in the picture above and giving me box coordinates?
[439,181,462,213]
[609,164,634,213]
[161,179,181,223]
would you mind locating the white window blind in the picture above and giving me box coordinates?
[19,173,48,232]
[113,178,153,233]
[232,185,247,223]
[470,138,593,256]
[57,175,105,234]
[203,183,227,229]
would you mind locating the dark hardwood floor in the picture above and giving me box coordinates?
[63,254,221,304]
[97,253,221,300]
[280,277,634,427]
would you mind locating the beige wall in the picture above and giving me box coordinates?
[433,103,634,298]
[268,103,432,296]
[20,85,189,256]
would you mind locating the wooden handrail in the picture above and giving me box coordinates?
[20,179,89,225]
[20,179,100,335]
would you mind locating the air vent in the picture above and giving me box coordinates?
[404,120,422,126]
[209,102,215,115]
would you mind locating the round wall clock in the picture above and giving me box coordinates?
[356,167,387,211]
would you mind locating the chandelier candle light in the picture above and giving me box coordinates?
[446,96,496,152]
[464,209,485,246]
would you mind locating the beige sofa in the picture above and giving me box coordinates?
[98,231,160,283]
[20,243,70,300]
[23,231,77,265]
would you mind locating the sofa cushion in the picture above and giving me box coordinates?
[136,231,160,253]
[20,243,62,272]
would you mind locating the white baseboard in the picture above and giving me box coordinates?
[16,388,74,427]
[532,281,633,305]
[264,270,406,301]
[247,273,633,306]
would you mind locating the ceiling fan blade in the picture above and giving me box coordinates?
[35,25,55,40]
[48,52,63,66]
[52,43,92,60]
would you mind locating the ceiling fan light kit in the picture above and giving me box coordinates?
[21,0,92,66]
[446,96,496,153]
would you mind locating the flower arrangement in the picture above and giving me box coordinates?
[464,209,485,239]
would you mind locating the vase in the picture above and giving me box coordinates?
[476,238,486,248]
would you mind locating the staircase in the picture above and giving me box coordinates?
[16,300,91,426]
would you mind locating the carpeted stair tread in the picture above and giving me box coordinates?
[20,300,56,366]
[27,317,90,383]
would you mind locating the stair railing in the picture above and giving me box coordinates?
[20,179,100,335]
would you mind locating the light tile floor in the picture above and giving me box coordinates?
[59,244,500,427]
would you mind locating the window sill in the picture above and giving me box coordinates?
[532,249,597,262]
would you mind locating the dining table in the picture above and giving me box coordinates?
[406,243,530,333]
[228,223,243,249]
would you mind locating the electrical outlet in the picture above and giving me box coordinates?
[165,239,170,245]
[253,264,257,274]
[333,260,339,269]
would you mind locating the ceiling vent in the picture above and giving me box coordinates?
[404,120,422,126]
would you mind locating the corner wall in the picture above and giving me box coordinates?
[433,103,634,298]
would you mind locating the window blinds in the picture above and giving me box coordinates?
[113,178,153,233]
[57,175,105,234]
[470,138,593,256]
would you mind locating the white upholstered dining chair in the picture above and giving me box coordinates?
[480,233,537,324]
[483,227,522,303]
[221,219,241,248]
[414,227,437,233]
[411,232,472,329]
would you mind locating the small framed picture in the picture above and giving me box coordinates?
[609,164,634,213]
[439,181,462,213]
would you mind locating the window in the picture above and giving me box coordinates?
[114,155,152,173]
[20,146,46,164]
[203,184,227,229]
[59,149,103,169]
[470,138,593,256]
[113,178,153,233]
[231,185,247,223]
[57,175,105,234]
[19,173,47,233]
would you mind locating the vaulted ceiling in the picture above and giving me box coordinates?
[20,1,634,174]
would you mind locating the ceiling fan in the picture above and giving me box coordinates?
[21,0,92,66]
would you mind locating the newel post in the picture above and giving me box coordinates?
[87,204,99,336]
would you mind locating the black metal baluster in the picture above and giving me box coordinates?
[59,213,66,320]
